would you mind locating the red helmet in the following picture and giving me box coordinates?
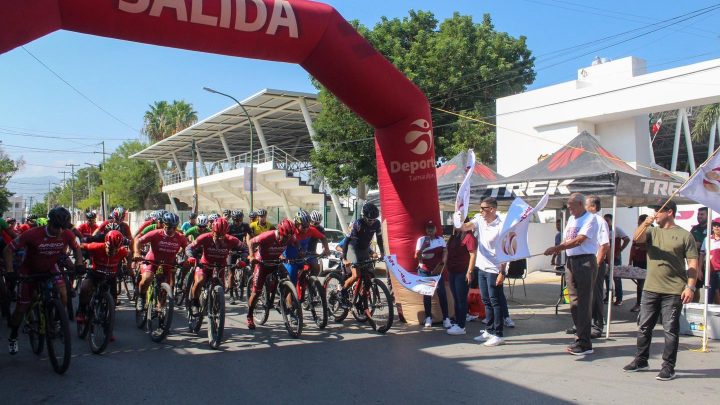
[277,219,296,238]
[105,230,124,249]
[212,217,230,236]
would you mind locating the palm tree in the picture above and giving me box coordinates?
[692,103,720,143]
[170,100,198,134]
[142,100,198,144]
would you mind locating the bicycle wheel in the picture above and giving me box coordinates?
[307,276,328,329]
[76,305,90,339]
[174,268,186,307]
[65,280,75,324]
[257,276,272,325]
[368,279,394,334]
[278,280,303,339]
[135,289,147,329]
[89,291,115,354]
[46,299,72,374]
[351,282,369,323]
[148,283,174,343]
[27,304,44,355]
[323,272,349,323]
[208,285,225,349]
[0,277,10,319]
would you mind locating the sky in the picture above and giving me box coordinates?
[2,0,720,201]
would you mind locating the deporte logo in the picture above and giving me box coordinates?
[405,119,432,155]
[389,119,435,180]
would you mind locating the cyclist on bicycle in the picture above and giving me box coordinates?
[222,209,232,220]
[76,211,98,242]
[340,202,385,306]
[133,211,161,238]
[3,207,83,355]
[226,210,252,303]
[133,212,188,309]
[181,212,198,234]
[17,214,39,234]
[184,214,210,241]
[186,218,243,314]
[76,231,129,329]
[306,210,327,276]
[246,219,297,330]
[250,208,274,237]
[93,208,133,243]
[283,210,330,285]
[248,211,258,228]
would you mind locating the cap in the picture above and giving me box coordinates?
[648,200,677,214]
[425,220,436,228]
[712,220,720,227]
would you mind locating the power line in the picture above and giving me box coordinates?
[1,143,99,154]
[0,127,133,142]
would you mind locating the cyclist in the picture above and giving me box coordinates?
[250,208,274,237]
[306,210,326,276]
[284,210,330,285]
[76,230,129,334]
[133,211,160,238]
[3,207,83,355]
[184,214,210,241]
[133,212,188,309]
[248,211,258,228]
[208,213,220,226]
[17,214,39,234]
[340,202,385,306]
[76,211,98,242]
[246,219,297,330]
[1,216,17,247]
[186,217,243,314]
[180,212,198,234]
[227,210,252,304]
[93,208,132,241]
[222,209,232,220]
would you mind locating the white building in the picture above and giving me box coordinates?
[5,195,26,220]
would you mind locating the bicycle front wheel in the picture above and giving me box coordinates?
[148,283,174,343]
[307,276,328,329]
[46,299,72,374]
[323,272,348,323]
[278,280,303,339]
[27,305,44,355]
[208,285,225,349]
[89,291,115,354]
[368,279,394,334]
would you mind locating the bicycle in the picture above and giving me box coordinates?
[286,255,328,330]
[17,272,73,374]
[323,258,394,333]
[115,263,135,303]
[228,254,251,304]
[76,269,116,354]
[185,263,227,349]
[254,260,303,338]
[135,260,178,343]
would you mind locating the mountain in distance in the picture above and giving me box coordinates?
[7,175,61,196]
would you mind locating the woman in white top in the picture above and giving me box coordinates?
[415,220,448,328]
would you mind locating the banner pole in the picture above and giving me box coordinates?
[654,145,720,212]
[702,210,712,352]
[606,195,618,339]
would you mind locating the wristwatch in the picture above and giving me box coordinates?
[685,285,696,292]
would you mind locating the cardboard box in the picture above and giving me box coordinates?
[679,303,720,340]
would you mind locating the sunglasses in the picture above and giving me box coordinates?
[479,206,494,211]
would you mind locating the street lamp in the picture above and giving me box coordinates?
[203,87,254,212]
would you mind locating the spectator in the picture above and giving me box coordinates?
[623,200,698,381]
[604,214,630,306]
[544,193,598,356]
[584,195,609,339]
[689,207,708,303]
[700,220,720,305]
[628,214,651,312]
[415,220,449,328]
[446,222,477,335]
[459,197,506,347]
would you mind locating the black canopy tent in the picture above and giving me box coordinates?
[436,151,504,210]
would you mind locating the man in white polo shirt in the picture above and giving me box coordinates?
[545,193,598,355]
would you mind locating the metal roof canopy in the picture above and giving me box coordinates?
[131,89,320,163]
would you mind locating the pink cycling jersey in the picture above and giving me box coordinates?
[192,233,242,266]
[10,226,80,274]
[137,228,187,264]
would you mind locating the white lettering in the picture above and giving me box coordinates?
[640,178,653,194]
[505,183,525,197]
[555,179,573,195]
[525,181,548,196]
[236,0,267,32]
[118,0,150,13]
[487,184,502,198]
[668,181,680,195]
[219,0,232,28]
[191,0,218,27]
[149,0,188,22]
[267,0,299,38]
[390,158,433,175]
[654,180,668,196]
[390,161,400,173]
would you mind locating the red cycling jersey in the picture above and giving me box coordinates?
[10,226,80,274]
[251,230,295,262]
[17,223,32,234]
[192,233,242,266]
[137,229,188,264]
[76,222,98,239]
[96,220,132,239]
[295,225,324,242]
[83,242,128,273]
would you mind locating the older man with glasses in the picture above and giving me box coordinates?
[544,193,598,356]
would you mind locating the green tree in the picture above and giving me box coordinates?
[101,140,161,210]
[47,166,102,211]
[30,202,48,217]
[142,100,198,143]
[0,146,23,214]
[692,103,720,143]
[311,11,535,193]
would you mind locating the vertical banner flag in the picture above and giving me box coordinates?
[495,194,549,262]
[243,167,257,192]
[453,149,476,228]
[385,254,440,296]
[679,148,720,213]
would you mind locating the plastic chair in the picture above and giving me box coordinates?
[506,259,527,298]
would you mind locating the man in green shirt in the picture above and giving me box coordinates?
[623,200,698,381]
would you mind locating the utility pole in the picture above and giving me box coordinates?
[28,196,34,214]
[47,181,53,208]
[101,141,107,220]
[66,163,79,223]
[192,139,199,214]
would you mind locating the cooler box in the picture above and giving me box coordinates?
[679,303,720,339]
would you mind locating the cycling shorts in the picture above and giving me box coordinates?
[251,264,274,294]
[194,264,225,279]
[17,265,64,305]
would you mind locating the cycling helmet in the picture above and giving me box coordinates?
[212,217,230,235]
[105,230,124,249]
[256,208,267,217]
[276,219,296,238]
[105,222,122,231]
[6,217,16,224]
[162,212,180,227]
[208,213,220,223]
[231,210,244,220]
[222,209,231,218]
[47,207,72,229]
[197,215,209,227]
[109,210,121,221]
[249,211,258,220]
[27,214,39,221]
[114,206,126,219]
[144,213,153,221]
[85,211,97,220]
[189,212,198,220]
[295,209,310,229]
[361,202,379,219]
[310,210,322,223]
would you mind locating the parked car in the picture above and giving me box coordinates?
[316,228,346,273]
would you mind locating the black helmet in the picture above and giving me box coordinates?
[222,209,231,218]
[162,212,180,227]
[189,212,198,220]
[48,207,72,229]
[361,202,379,219]
[231,210,244,220]
[85,211,97,220]
[256,208,267,217]
[249,211,258,220]
[26,214,39,221]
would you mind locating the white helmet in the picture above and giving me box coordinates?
[197,215,209,227]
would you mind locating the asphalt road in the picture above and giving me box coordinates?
[1,278,718,404]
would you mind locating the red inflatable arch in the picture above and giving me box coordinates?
[0,0,440,271]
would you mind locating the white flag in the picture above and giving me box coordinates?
[679,149,720,213]
[495,194,549,262]
[384,254,441,296]
[453,149,476,228]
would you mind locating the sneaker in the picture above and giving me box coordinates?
[656,367,676,381]
[424,317,432,327]
[442,318,452,328]
[504,317,515,328]
[481,318,489,325]
[8,338,18,355]
[466,314,479,322]
[246,316,256,330]
[565,326,577,335]
[484,335,505,347]
[447,325,466,335]
[473,330,493,342]
[566,343,593,356]
[623,359,649,372]
[230,299,237,305]
[630,304,641,313]
[591,329,602,339]
[613,300,623,306]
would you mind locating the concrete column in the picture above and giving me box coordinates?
[171,152,184,180]
[219,134,233,171]
[251,118,270,160]
[154,160,165,185]
[682,109,696,172]
[195,147,209,176]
